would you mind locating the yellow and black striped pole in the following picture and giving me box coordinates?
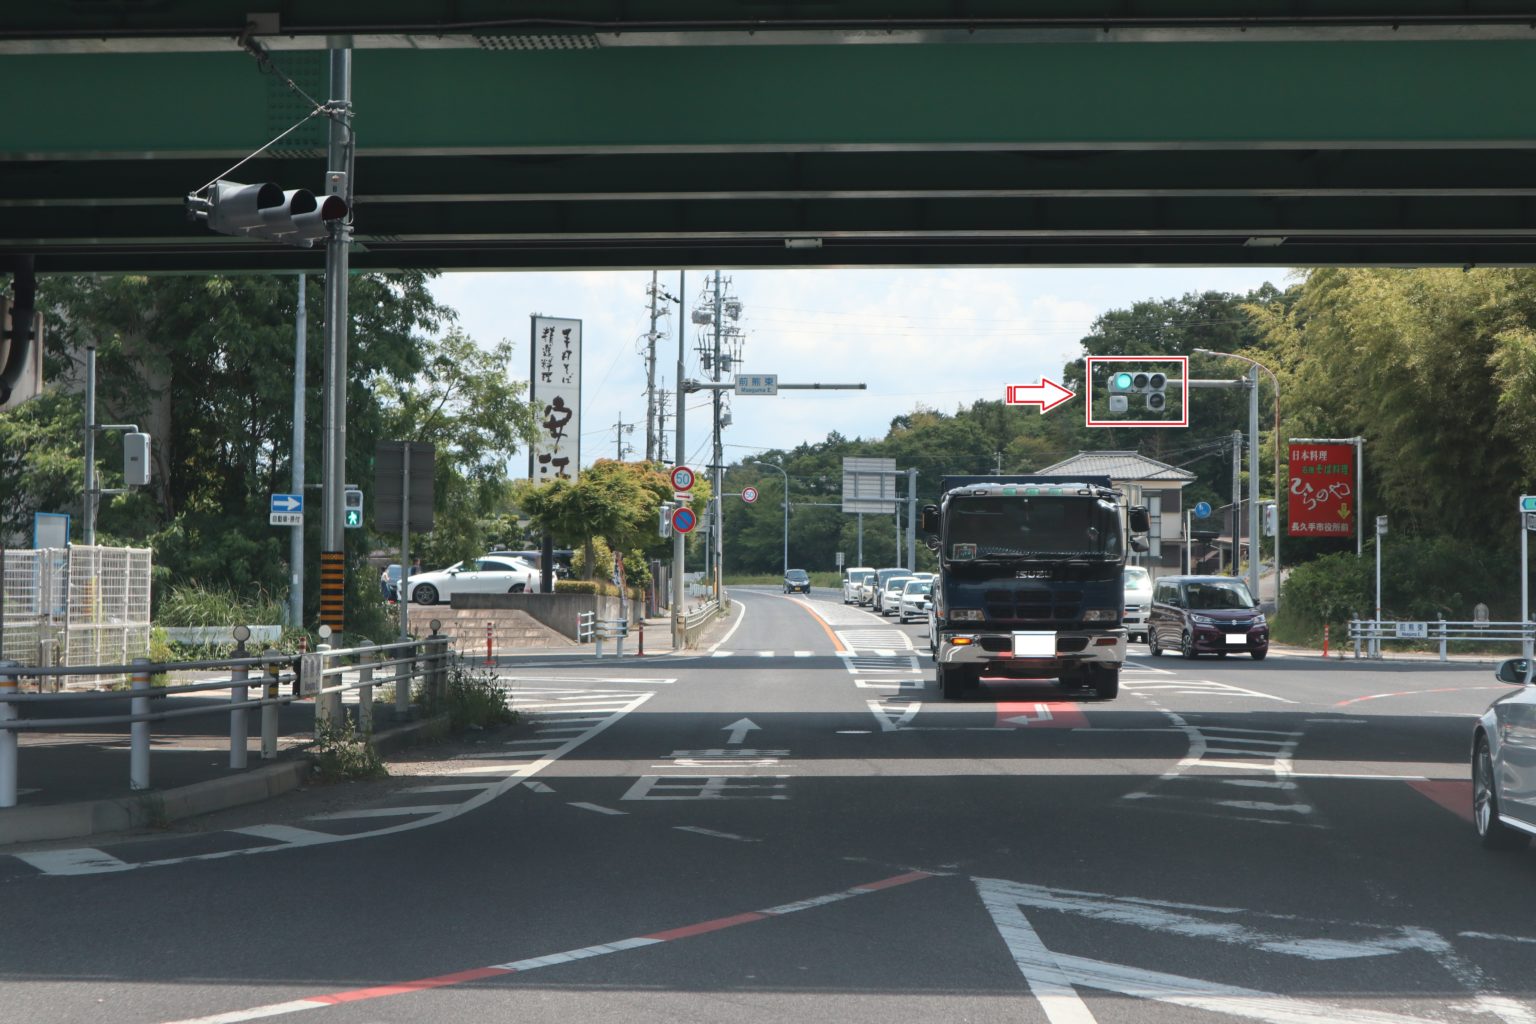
[319,550,346,635]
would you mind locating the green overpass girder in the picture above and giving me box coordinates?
[6,42,1536,155]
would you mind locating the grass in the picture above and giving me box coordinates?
[156,583,286,628]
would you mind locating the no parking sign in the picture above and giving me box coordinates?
[671,505,698,534]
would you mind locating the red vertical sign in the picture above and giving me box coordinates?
[1288,442,1355,538]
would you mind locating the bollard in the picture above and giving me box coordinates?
[261,650,281,759]
[616,618,626,658]
[1352,618,1361,660]
[637,618,645,657]
[1322,623,1329,659]
[485,621,494,667]
[229,627,251,769]
[0,661,19,808]
[357,641,375,733]
[1438,614,1448,662]
[395,640,413,720]
[130,657,152,791]
[595,624,604,659]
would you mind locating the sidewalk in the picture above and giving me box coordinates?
[0,612,688,848]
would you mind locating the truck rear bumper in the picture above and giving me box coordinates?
[936,628,1125,674]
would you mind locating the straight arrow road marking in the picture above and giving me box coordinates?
[723,717,760,744]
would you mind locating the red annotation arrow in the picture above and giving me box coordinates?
[1005,378,1075,413]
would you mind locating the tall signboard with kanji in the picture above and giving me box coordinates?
[530,316,582,483]
[1288,441,1355,538]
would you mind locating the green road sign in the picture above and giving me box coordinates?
[1521,495,1536,512]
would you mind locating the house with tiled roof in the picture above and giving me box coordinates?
[1033,451,1198,577]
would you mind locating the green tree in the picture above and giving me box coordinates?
[521,460,676,579]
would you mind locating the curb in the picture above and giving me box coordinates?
[0,714,449,848]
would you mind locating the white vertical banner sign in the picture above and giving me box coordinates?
[529,316,583,483]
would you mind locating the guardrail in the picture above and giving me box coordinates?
[1348,617,1534,660]
[0,630,453,808]
[680,598,726,647]
[576,610,595,643]
[594,618,628,658]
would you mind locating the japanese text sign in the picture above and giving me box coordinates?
[529,316,582,483]
[1288,441,1355,538]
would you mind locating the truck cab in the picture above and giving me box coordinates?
[921,476,1150,701]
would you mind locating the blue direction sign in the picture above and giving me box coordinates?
[671,505,698,534]
[1521,495,1536,512]
[270,493,303,527]
[1194,501,1212,519]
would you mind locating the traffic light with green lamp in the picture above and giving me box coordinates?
[344,487,364,529]
[1107,370,1134,413]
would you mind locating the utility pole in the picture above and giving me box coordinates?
[711,270,724,602]
[289,274,306,629]
[319,43,354,639]
[906,467,917,571]
[615,413,634,461]
[656,389,670,463]
[82,344,96,545]
[1230,430,1242,575]
[671,271,686,648]
[1247,364,1261,601]
[644,271,661,462]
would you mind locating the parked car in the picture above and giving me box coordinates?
[1473,657,1536,850]
[842,565,875,604]
[897,578,932,623]
[494,548,573,579]
[1147,574,1268,660]
[855,571,880,606]
[408,554,539,605]
[784,568,812,594]
[877,574,915,616]
[1123,565,1153,643]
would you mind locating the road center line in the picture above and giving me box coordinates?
[159,870,934,1024]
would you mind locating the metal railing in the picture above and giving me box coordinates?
[594,618,628,658]
[576,610,596,643]
[1348,617,1535,661]
[0,631,453,808]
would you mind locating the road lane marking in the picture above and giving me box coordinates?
[305,806,456,821]
[622,775,790,800]
[568,802,627,815]
[1407,779,1473,822]
[13,848,131,875]
[673,826,760,842]
[995,702,1090,729]
[1335,686,1508,708]
[158,870,934,1024]
[706,599,749,652]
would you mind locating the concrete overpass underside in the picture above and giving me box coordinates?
[4,2,1536,273]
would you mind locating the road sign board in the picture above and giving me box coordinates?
[1194,501,1211,519]
[741,486,758,503]
[671,505,697,534]
[671,465,695,491]
[1525,512,1536,532]
[1395,621,1428,639]
[734,373,778,396]
[270,512,302,527]
[1522,495,1536,512]
[271,493,303,514]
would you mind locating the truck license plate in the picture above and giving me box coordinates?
[1013,632,1056,657]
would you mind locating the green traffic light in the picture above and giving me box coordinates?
[345,510,361,528]
[1112,372,1133,390]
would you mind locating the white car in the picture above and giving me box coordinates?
[897,579,932,623]
[842,566,875,604]
[1124,565,1153,644]
[408,555,539,605]
[877,575,915,615]
[1472,657,1536,850]
[855,572,880,606]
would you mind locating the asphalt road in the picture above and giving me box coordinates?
[2,586,1533,1024]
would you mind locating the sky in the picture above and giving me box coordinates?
[429,267,1295,477]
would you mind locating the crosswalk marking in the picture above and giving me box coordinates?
[13,848,131,875]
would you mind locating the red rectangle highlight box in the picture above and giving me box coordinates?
[1085,355,1188,429]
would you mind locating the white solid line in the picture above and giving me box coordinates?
[794,651,812,657]
[673,826,761,842]
[568,801,627,816]
[406,783,497,794]
[14,847,132,875]
[759,651,775,657]
[231,824,338,845]
[1460,931,1536,945]
[525,781,555,793]
[162,998,330,1024]
[306,805,454,821]
[979,885,1099,1024]
[708,599,749,652]
[712,651,733,658]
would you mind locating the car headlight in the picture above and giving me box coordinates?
[1081,608,1117,622]
[1191,614,1218,625]
[951,608,985,622]
[1251,614,1266,626]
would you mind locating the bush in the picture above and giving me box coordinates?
[442,660,517,731]
[310,717,386,782]
[555,579,622,596]
[157,583,285,628]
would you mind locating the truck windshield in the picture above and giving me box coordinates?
[945,496,1123,561]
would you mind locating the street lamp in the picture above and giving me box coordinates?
[752,460,790,577]
[1193,348,1281,618]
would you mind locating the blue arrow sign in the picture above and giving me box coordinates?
[1521,495,1536,512]
[1194,501,1212,519]
[671,506,697,534]
[271,493,303,514]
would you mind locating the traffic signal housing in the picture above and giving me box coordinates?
[1107,370,1134,413]
[1145,371,1168,412]
[187,179,348,247]
[344,487,364,529]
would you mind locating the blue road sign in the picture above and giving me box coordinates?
[671,506,697,534]
[1194,501,1212,519]
[271,493,303,514]
[1521,495,1536,512]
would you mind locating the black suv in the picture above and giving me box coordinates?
[783,569,811,594]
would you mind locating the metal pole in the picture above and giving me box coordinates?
[671,271,686,647]
[229,656,249,770]
[1523,512,1531,661]
[399,444,410,639]
[320,43,353,639]
[1271,374,1281,620]
[0,662,17,808]
[645,270,659,462]
[857,512,864,565]
[1185,509,1192,573]
[1248,365,1261,601]
[129,658,151,791]
[290,274,306,629]
[752,461,789,576]
[1356,437,1365,559]
[261,651,280,759]
[82,344,96,545]
[907,468,917,572]
[1374,524,1383,658]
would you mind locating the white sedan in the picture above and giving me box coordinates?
[408,555,539,605]
[1472,657,1536,850]
[896,579,932,623]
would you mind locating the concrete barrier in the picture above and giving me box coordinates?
[450,592,630,641]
